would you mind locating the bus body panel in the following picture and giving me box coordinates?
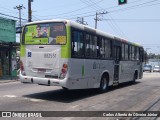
[25,45,61,78]
[19,71,68,87]
[119,61,140,83]
[68,59,114,89]
[119,61,135,83]
[19,19,144,90]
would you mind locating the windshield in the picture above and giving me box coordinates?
[154,66,160,68]
[144,64,152,68]
[23,22,66,45]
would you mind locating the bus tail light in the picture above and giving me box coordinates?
[20,61,26,76]
[59,64,68,79]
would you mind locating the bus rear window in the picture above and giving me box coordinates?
[23,22,66,45]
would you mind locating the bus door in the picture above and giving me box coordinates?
[113,42,121,85]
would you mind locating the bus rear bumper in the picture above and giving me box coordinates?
[19,73,67,87]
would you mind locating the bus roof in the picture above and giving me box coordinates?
[25,19,143,47]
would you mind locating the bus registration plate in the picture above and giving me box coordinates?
[38,69,46,73]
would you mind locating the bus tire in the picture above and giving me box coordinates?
[62,87,68,91]
[99,74,109,93]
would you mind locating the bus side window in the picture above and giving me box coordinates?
[85,34,90,57]
[97,37,100,58]
[93,36,97,58]
[97,37,102,58]
[140,48,144,62]
[105,39,111,59]
[129,45,132,60]
[122,44,125,60]
[72,30,84,58]
[101,38,105,58]
[132,46,135,60]
[125,44,129,60]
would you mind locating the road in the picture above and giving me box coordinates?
[0,72,160,120]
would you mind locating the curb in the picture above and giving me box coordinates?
[0,80,19,84]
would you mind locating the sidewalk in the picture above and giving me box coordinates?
[0,79,19,84]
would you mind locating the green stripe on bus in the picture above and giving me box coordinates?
[61,26,71,58]
[20,45,26,57]
[82,65,85,77]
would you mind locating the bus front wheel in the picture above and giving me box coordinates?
[99,75,109,93]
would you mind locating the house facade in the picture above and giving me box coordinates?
[0,17,18,79]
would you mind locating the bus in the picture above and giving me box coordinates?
[19,19,144,92]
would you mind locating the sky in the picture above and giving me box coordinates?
[0,0,160,54]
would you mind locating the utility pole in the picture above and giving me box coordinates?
[94,11,108,29]
[28,0,33,22]
[145,48,151,64]
[95,12,98,29]
[14,5,25,27]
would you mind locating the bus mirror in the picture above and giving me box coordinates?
[16,27,22,33]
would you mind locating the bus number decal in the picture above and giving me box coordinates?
[93,62,106,69]
[44,53,56,58]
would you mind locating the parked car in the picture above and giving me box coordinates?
[143,64,152,72]
[153,65,160,72]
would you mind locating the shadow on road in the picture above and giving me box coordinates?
[23,81,141,103]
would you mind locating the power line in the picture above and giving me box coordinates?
[32,15,41,21]
[34,0,104,18]
[35,0,160,20]
[81,0,128,38]
[72,0,160,19]
[32,0,160,23]
[69,14,95,20]
[102,19,160,22]
[33,0,158,23]
[32,1,83,13]
[143,44,160,45]
[0,5,19,14]
[109,0,160,13]
[2,0,158,24]
[0,12,27,20]
[33,0,142,16]
[80,0,99,11]
[0,3,29,19]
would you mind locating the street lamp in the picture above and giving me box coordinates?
[145,48,151,64]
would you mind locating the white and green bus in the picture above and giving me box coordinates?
[19,19,144,92]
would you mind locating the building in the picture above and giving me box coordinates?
[0,17,18,80]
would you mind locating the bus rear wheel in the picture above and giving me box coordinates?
[99,75,109,93]
[62,87,68,91]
